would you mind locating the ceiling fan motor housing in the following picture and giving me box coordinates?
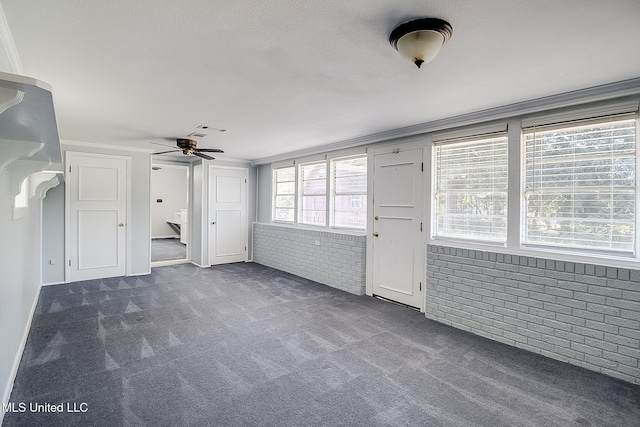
[177,138,198,150]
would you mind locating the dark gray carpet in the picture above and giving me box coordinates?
[3,263,639,426]
[151,237,186,262]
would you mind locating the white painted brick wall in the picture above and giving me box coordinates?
[252,223,366,295]
[426,244,640,385]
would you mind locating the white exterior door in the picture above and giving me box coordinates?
[67,153,128,282]
[372,149,423,308]
[208,166,248,265]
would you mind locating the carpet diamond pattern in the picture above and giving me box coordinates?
[3,263,639,426]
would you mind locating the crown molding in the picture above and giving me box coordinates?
[62,139,155,153]
[251,77,640,166]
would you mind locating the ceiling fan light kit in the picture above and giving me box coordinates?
[389,17,453,68]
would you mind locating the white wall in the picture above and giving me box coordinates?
[151,165,188,238]
[42,182,64,284]
[256,164,271,224]
[0,165,44,409]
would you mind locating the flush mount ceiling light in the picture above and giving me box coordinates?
[389,17,453,68]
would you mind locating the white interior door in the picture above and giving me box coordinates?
[209,166,248,265]
[372,149,423,308]
[67,153,128,282]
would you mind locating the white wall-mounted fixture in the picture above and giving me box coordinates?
[389,18,453,68]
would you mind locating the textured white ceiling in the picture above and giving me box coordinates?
[2,0,640,161]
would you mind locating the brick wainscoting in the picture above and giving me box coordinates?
[426,244,640,384]
[252,223,366,295]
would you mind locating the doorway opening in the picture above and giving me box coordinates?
[150,163,189,265]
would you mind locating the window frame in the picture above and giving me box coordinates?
[330,154,368,230]
[270,151,367,232]
[298,160,328,227]
[271,164,296,224]
[520,113,639,257]
[431,132,509,244]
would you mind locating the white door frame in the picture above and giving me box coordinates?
[149,161,191,266]
[64,151,132,282]
[204,164,249,266]
[365,136,427,312]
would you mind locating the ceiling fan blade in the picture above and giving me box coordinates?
[197,148,225,153]
[148,141,177,149]
[193,152,215,160]
[152,150,180,155]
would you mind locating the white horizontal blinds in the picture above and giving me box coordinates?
[273,166,295,222]
[331,156,367,229]
[299,161,327,226]
[434,135,509,242]
[524,117,637,253]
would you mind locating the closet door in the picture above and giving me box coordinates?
[67,152,128,281]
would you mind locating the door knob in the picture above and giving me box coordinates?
[374,216,379,221]
[373,232,379,237]
[118,223,125,227]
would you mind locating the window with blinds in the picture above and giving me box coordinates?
[331,155,367,229]
[273,166,295,222]
[299,161,327,226]
[434,135,508,242]
[523,117,637,253]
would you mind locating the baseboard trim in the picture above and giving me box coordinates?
[1,283,42,422]
[128,271,152,276]
[41,280,65,286]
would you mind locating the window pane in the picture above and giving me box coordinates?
[275,195,294,208]
[524,119,637,253]
[275,167,295,182]
[331,156,367,229]
[434,136,508,242]
[334,195,367,228]
[276,181,295,195]
[274,208,294,222]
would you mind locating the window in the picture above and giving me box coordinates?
[273,166,295,222]
[299,161,327,226]
[271,153,367,230]
[523,117,637,253]
[433,135,508,242]
[331,156,367,229]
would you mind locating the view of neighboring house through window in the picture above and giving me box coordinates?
[273,166,295,222]
[433,135,509,242]
[523,116,637,254]
[331,155,367,229]
[299,161,327,226]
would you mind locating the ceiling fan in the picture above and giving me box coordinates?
[151,138,224,160]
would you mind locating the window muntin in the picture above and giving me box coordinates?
[299,161,327,226]
[523,118,637,253]
[273,166,295,222]
[434,135,508,242]
[331,156,367,229]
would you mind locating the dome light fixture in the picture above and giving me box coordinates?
[389,18,453,68]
